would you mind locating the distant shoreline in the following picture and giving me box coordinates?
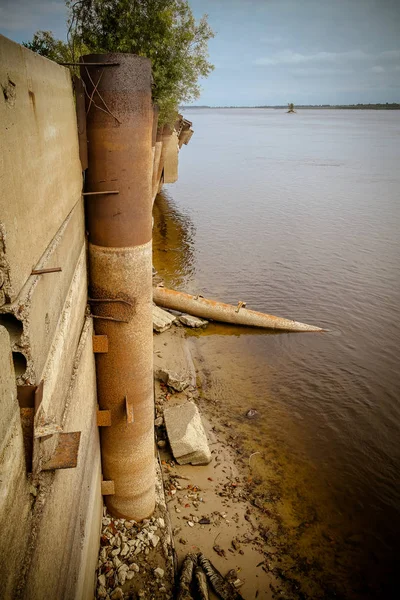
[181,103,400,110]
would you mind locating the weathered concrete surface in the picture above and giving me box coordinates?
[179,314,208,328]
[154,328,196,392]
[89,241,155,520]
[164,401,211,465]
[153,305,176,333]
[0,327,32,599]
[179,128,193,147]
[162,130,179,184]
[0,35,82,305]
[23,319,102,600]
[152,140,163,203]
[0,201,85,384]
[35,244,88,437]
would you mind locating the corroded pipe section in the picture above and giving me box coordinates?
[82,54,155,520]
[153,287,323,332]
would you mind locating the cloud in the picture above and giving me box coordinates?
[255,49,369,66]
[0,1,65,33]
[259,34,286,45]
[254,48,400,67]
[371,66,385,73]
[380,50,400,61]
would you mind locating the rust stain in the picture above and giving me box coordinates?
[93,334,109,353]
[41,432,81,470]
[83,54,155,520]
[28,89,36,110]
[97,409,112,427]
[101,480,115,496]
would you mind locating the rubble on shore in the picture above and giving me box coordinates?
[94,323,287,599]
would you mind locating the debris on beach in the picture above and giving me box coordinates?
[246,409,259,419]
[154,285,323,332]
[153,305,176,333]
[179,313,208,328]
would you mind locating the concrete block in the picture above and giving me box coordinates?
[153,328,196,392]
[0,35,82,304]
[24,319,102,600]
[152,140,163,203]
[164,401,211,465]
[153,305,176,333]
[179,128,193,147]
[162,130,179,184]
[0,201,85,384]
[0,327,32,599]
[179,314,208,328]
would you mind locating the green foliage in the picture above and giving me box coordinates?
[66,0,215,124]
[23,30,71,63]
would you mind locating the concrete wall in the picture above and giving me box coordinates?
[0,34,82,305]
[0,327,32,600]
[0,36,101,600]
[151,117,194,203]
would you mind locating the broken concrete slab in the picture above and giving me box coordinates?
[153,305,176,333]
[179,314,208,328]
[153,328,196,392]
[164,402,211,466]
[155,368,192,392]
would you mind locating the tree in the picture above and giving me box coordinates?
[23,30,71,63]
[67,0,214,124]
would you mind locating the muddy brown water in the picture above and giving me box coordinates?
[153,109,400,599]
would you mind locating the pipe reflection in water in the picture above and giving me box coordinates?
[153,191,196,289]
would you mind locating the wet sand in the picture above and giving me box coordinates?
[154,327,280,599]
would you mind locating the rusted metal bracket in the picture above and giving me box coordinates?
[97,409,112,427]
[101,480,115,496]
[235,301,247,313]
[93,334,109,353]
[83,191,120,196]
[17,381,44,472]
[125,396,134,424]
[41,432,81,471]
[31,267,62,275]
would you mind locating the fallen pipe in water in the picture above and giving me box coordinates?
[153,286,323,332]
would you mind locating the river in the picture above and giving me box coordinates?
[153,108,400,599]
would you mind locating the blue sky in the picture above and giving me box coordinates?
[1,0,399,105]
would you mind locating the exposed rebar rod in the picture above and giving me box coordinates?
[82,191,119,196]
[31,267,62,275]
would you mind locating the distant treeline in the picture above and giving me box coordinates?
[181,103,400,110]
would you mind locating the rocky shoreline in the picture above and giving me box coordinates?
[94,318,297,600]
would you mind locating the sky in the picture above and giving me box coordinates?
[1,0,399,105]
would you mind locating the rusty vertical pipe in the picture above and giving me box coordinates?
[82,54,155,520]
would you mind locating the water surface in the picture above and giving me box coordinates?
[153,109,400,598]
